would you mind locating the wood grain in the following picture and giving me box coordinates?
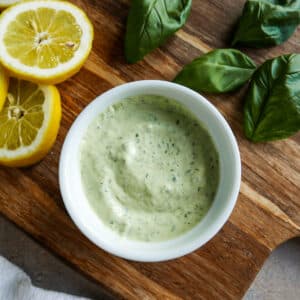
[0,0,299,299]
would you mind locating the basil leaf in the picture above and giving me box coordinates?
[244,54,300,142]
[173,49,256,93]
[125,0,192,63]
[232,0,300,47]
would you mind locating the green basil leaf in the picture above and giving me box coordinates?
[232,0,300,47]
[244,54,300,142]
[173,49,256,93]
[125,0,192,63]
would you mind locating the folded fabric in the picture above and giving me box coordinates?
[0,256,90,300]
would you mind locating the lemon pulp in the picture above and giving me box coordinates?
[4,8,82,68]
[0,65,9,111]
[0,79,45,149]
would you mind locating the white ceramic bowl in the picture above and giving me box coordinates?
[59,80,241,262]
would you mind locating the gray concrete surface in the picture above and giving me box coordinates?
[244,238,300,300]
[0,214,299,300]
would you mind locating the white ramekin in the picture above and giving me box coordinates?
[59,80,241,262]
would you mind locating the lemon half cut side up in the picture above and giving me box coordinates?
[0,0,94,84]
[0,78,61,167]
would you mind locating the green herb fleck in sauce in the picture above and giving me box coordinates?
[80,95,219,242]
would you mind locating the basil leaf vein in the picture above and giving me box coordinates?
[174,49,256,93]
[244,54,300,142]
[125,0,192,63]
[232,0,300,47]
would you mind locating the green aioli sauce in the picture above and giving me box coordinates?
[80,95,219,242]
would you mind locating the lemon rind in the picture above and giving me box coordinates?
[0,0,20,8]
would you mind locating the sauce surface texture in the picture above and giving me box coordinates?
[80,95,219,242]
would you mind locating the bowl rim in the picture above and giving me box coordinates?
[59,80,241,262]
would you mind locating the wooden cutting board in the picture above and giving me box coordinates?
[0,0,299,299]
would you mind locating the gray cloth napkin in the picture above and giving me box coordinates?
[0,256,90,300]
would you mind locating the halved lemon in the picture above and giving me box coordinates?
[0,0,20,8]
[0,0,94,84]
[0,77,61,167]
[0,65,9,111]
